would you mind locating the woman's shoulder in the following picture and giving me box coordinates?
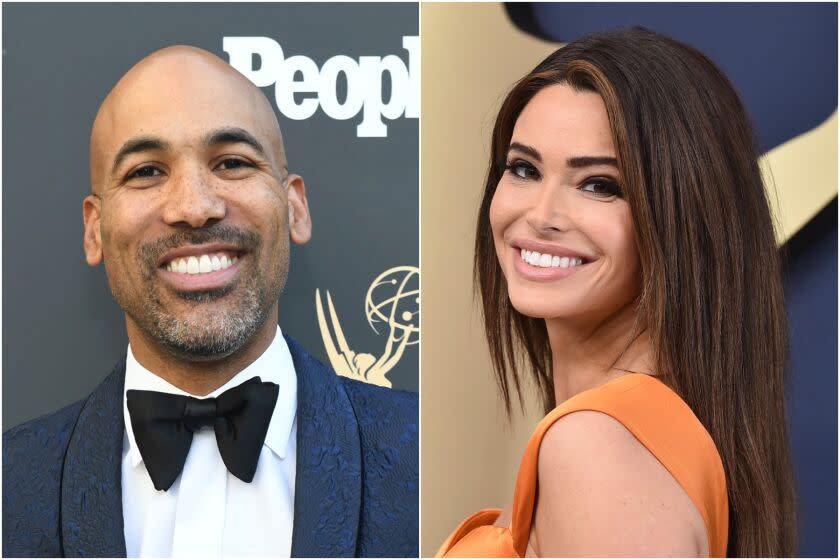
[537,373,723,476]
[526,373,727,556]
[532,409,709,556]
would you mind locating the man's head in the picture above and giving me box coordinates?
[83,45,311,362]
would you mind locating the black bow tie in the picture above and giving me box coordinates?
[126,377,279,491]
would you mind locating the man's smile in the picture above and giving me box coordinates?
[156,243,247,292]
[164,251,239,274]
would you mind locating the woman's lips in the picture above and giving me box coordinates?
[511,246,589,281]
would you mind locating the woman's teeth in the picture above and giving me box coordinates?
[165,253,238,275]
[520,249,584,269]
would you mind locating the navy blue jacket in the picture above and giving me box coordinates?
[3,336,418,557]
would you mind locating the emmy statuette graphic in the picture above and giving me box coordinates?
[316,266,419,388]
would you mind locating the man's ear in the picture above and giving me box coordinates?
[285,174,312,245]
[83,194,103,265]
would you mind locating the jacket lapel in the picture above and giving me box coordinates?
[287,336,362,558]
[59,339,363,557]
[61,360,127,557]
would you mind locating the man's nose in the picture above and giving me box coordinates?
[525,182,572,234]
[161,164,226,228]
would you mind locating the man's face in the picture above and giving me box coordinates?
[83,51,311,361]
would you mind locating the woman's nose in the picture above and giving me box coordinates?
[525,183,572,234]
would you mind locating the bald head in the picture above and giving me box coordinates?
[90,45,286,194]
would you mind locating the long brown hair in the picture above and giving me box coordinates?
[475,27,796,557]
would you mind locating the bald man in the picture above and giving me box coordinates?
[3,46,418,558]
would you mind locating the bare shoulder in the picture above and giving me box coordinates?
[529,410,708,557]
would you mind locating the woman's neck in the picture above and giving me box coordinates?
[546,303,652,405]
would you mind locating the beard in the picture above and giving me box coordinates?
[108,224,288,361]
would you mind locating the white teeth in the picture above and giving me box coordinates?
[198,254,212,273]
[166,252,238,275]
[520,249,586,269]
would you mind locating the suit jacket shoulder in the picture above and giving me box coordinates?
[3,361,127,558]
[341,378,419,558]
[3,398,86,557]
[286,333,418,557]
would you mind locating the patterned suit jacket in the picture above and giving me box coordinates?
[2,336,418,557]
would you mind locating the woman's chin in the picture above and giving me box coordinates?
[507,292,580,321]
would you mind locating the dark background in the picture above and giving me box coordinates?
[3,3,419,428]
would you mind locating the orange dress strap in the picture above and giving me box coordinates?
[508,373,728,557]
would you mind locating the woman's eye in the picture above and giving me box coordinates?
[580,178,623,198]
[504,159,540,180]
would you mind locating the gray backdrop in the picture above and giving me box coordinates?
[3,3,419,428]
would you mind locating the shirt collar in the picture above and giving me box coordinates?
[123,325,297,468]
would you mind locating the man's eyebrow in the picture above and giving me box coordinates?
[112,137,170,175]
[508,142,542,163]
[205,127,268,158]
[567,156,618,168]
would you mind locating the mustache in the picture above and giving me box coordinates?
[137,224,261,270]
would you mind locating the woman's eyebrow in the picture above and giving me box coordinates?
[567,156,618,168]
[508,142,542,162]
[509,143,617,169]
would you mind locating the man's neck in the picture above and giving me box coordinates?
[125,312,279,397]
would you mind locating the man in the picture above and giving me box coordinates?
[3,46,418,558]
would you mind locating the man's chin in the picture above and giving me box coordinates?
[130,289,268,363]
[152,313,264,363]
[173,285,235,303]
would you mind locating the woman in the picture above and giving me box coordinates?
[437,28,796,557]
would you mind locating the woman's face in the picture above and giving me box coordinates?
[490,83,641,323]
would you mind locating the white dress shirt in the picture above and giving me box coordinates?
[121,326,297,557]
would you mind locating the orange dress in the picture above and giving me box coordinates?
[437,373,729,557]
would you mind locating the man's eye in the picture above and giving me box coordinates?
[217,158,254,171]
[128,166,162,179]
[580,178,624,198]
[504,159,540,180]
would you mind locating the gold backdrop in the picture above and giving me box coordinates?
[420,3,837,555]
